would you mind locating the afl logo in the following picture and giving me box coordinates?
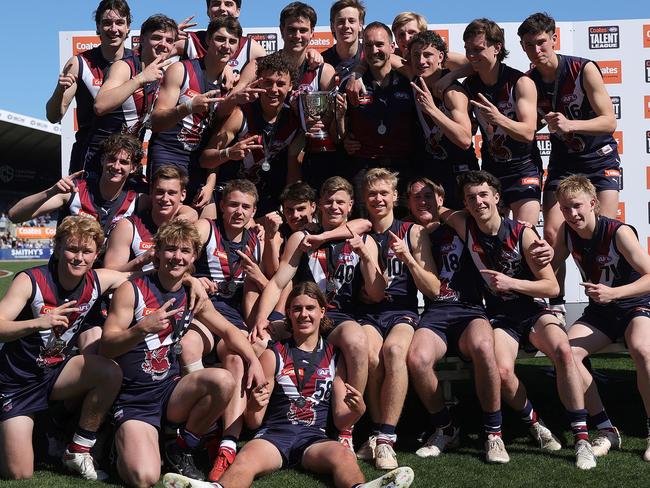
[441,243,455,252]
[229,59,239,67]
[596,255,611,265]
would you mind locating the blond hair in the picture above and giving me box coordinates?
[556,175,600,214]
[364,167,399,192]
[55,216,104,252]
[391,12,427,35]
[153,220,203,271]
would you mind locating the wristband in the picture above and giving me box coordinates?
[184,98,193,114]
[224,147,230,159]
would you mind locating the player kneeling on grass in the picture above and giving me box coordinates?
[163,281,414,488]
[99,220,265,487]
[552,175,650,461]
[0,216,132,480]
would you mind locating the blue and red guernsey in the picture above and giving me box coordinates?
[60,178,138,233]
[295,233,364,312]
[528,55,619,168]
[127,211,158,272]
[295,61,324,93]
[371,219,418,308]
[465,217,535,308]
[464,64,537,174]
[0,262,100,383]
[70,47,134,173]
[346,70,417,160]
[263,338,336,430]
[193,219,262,307]
[148,58,226,173]
[115,274,190,387]
[322,42,363,80]
[565,215,650,309]
[415,74,478,168]
[185,31,253,75]
[427,224,483,307]
[219,100,300,204]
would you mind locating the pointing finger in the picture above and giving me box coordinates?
[159,298,176,311]
[479,269,498,276]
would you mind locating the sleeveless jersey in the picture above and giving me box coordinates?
[185,32,254,75]
[263,338,336,430]
[426,224,483,307]
[218,101,301,211]
[127,211,158,272]
[565,215,650,309]
[322,42,363,81]
[295,233,364,312]
[0,262,100,382]
[60,178,138,236]
[193,219,262,308]
[70,47,134,173]
[371,219,418,308]
[465,217,535,309]
[115,274,190,387]
[345,70,417,160]
[463,64,538,174]
[528,54,619,168]
[415,74,478,171]
[148,58,226,172]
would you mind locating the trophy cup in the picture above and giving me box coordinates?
[299,91,336,153]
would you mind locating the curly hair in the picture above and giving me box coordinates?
[55,216,104,254]
[100,133,144,168]
[256,51,298,84]
[408,30,448,64]
[463,18,509,62]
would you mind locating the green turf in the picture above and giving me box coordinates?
[1,261,649,487]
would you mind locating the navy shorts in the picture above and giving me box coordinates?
[489,300,556,351]
[578,303,650,342]
[112,376,179,429]
[490,165,542,207]
[212,298,247,331]
[254,424,329,468]
[83,294,111,329]
[0,358,71,422]
[268,310,286,322]
[545,161,621,193]
[358,307,419,338]
[418,302,488,357]
[325,309,358,328]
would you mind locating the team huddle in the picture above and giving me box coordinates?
[2,0,649,487]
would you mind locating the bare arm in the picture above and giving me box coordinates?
[397,225,440,299]
[46,56,79,123]
[551,222,570,272]
[244,348,275,429]
[603,226,650,300]
[353,234,386,303]
[102,218,141,271]
[199,108,242,168]
[331,358,365,430]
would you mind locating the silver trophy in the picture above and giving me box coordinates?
[299,91,336,152]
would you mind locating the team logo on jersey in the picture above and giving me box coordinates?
[287,397,316,426]
[497,101,513,111]
[596,255,612,265]
[248,33,278,53]
[316,368,332,377]
[611,96,621,119]
[588,26,619,49]
[561,93,578,104]
[394,91,410,100]
[536,133,551,157]
[521,177,540,186]
[440,243,455,253]
[141,345,171,381]
[646,61,650,83]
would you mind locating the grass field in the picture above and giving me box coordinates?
[1,261,649,487]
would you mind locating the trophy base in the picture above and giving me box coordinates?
[307,136,336,153]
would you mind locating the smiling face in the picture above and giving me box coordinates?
[320,190,353,229]
[394,20,421,55]
[363,26,394,71]
[365,179,397,219]
[410,42,445,78]
[259,69,292,109]
[220,190,256,231]
[288,293,324,338]
[140,28,176,62]
[208,0,240,19]
[281,16,313,54]
[97,9,130,48]
[157,239,196,279]
[151,178,185,220]
[331,6,362,44]
[464,33,500,73]
[558,191,597,232]
[57,237,99,279]
[463,182,500,223]
[520,31,556,66]
[100,149,135,185]
[207,27,240,63]
[283,199,316,232]
[408,182,439,225]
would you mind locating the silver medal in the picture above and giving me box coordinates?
[261,160,271,172]
[377,121,387,135]
[173,342,183,355]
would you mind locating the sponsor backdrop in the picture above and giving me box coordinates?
[0,248,52,261]
[58,19,650,302]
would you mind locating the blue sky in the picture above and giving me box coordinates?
[1,0,647,119]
